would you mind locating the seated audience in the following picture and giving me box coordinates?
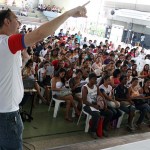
[51,68,80,122]
[38,61,53,103]
[131,64,138,77]
[69,69,83,110]
[142,79,150,99]
[140,64,150,79]
[22,59,47,104]
[99,75,122,124]
[126,68,133,87]
[82,73,113,138]
[114,75,136,131]
[110,69,121,88]
[128,78,150,129]
[92,56,103,77]
[115,60,122,69]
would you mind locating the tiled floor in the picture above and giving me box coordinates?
[23,102,84,139]
[22,101,150,150]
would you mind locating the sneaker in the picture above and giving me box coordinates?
[90,132,99,139]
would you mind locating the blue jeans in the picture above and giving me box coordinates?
[136,103,150,124]
[108,107,122,121]
[0,110,23,150]
[83,106,100,132]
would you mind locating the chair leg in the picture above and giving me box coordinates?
[40,87,45,96]
[85,115,91,133]
[117,112,125,128]
[48,98,53,111]
[72,108,75,118]
[77,111,83,125]
[39,87,45,104]
[72,100,78,118]
[132,110,140,124]
[53,101,60,118]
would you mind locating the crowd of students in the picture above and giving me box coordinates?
[21,27,150,139]
[37,4,63,13]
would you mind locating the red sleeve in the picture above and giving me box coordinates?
[64,62,69,68]
[8,34,26,54]
[52,60,59,69]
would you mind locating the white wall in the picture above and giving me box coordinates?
[0,0,5,4]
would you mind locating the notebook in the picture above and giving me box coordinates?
[23,78,35,89]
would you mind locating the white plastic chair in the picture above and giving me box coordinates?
[116,110,126,128]
[116,109,140,128]
[48,95,77,118]
[48,80,66,118]
[39,86,45,104]
[37,70,46,103]
[48,96,65,118]
[49,80,79,118]
[77,108,92,132]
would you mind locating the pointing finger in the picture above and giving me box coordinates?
[82,1,90,7]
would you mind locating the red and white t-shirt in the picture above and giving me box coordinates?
[0,34,26,112]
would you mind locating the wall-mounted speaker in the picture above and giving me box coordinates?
[111,10,115,15]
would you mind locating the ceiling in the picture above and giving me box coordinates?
[8,0,150,29]
[104,0,150,27]
[104,0,150,12]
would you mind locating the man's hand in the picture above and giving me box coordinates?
[68,1,90,18]
[24,1,90,47]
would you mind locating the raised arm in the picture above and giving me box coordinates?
[24,2,90,47]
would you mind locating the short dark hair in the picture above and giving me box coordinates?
[115,60,122,67]
[131,77,138,83]
[44,61,49,65]
[25,59,33,67]
[83,44,87,49]
[113,69,121,78]
[0,9,12,28]
[119,75,127,82]
[103,75,110,81]
[89,73,97,80]
[131,60,135,63]
[55,68,66,77]
[127,68,132,72]
[75,69,82,74]
[100,75,110,85]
